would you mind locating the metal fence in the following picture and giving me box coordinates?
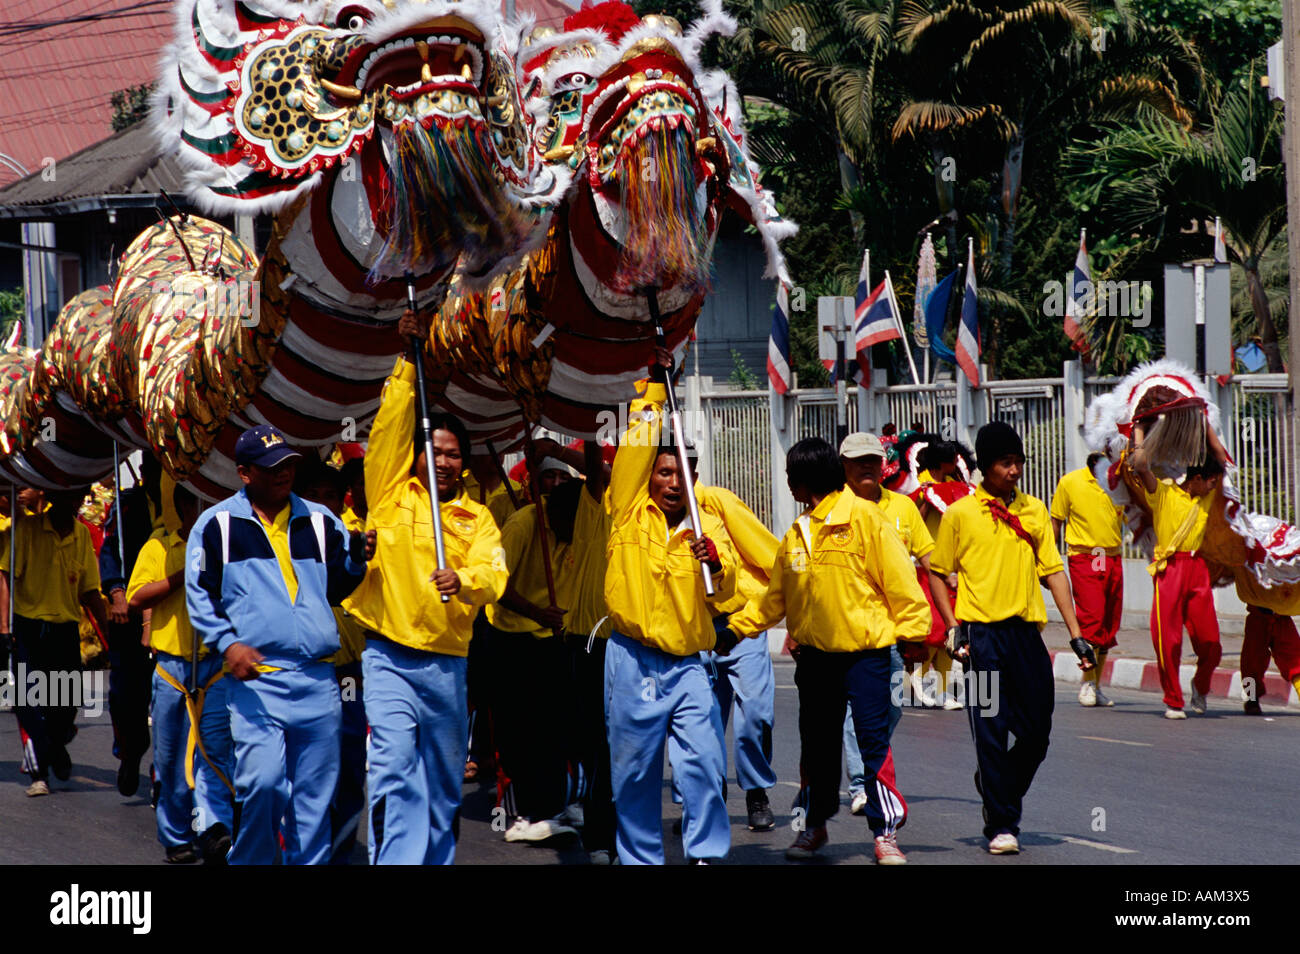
[696,371,1297,534]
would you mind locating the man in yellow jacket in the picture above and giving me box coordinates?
[604,350,737,865]
[342,308,508,865]
[729,437,930,865]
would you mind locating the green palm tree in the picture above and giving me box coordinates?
[892,0,1200,280]
[1069,61,1287,371]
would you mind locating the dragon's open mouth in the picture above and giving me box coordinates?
[327,19,486,117]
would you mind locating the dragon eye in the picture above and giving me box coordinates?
[558,73,589,91]
[335,5,371,30]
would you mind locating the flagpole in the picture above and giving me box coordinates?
[885,272,921,385]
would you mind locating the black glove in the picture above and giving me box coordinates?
[348,529,366,564]
[944,624,969,660]
[714,625,739,657]
[1069,637,1098,669]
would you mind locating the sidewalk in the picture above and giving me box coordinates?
[1041,622,1296,708]
[765,623,1299,708]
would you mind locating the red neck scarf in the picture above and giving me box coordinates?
[984,496,1035,548]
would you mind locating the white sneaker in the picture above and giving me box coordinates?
[25,779,50,797]
[561,803,585,828]
[910,671,938,708]
[1164,707,1187,720]
[504,817,578,843]
[943,694,963,710]
[849,791,868,816]
[1189,688,1207,714]
[1078,682,1097,707]
[988,832,1020,855]
[1094,686,1115,707]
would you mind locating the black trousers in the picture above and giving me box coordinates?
[485,622,569,823]
[108,620,153,763]
[794,645,898,834]
[566,634,614,852]
[11,616,82,781]
[964,619,1055,839]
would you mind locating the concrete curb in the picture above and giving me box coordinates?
[1048,651,1300,708]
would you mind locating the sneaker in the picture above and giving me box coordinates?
[164,843,200,864]
[1189,688,1207,715]
[1094,686,1115,707]
[849,791,868,816]
[1078,682,1097,707]
[1164,707,1187,720]
[874,833,907,865]
[504,817,578,844]
[588,849,613,866]
[942,695,963,710]
[25,779,50,797]
[1244,700,1263,716]
[784,826,828,861]
[117,755,141,797]
[561,803,585,828]
[746,789,775,832]
[988,832,1020,855]
[910,671,938,708]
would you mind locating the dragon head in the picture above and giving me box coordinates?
[522,1,794,301]
[154,0,567,282]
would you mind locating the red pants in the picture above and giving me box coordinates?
[1068,553,1122,651]
[1240,606,1300,700]
[1150,554,1221,709]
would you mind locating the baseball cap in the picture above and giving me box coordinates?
[839,432,886,459]
[538,456,580,478]
[235,425,302,469]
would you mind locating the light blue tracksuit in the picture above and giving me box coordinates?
[363,637,468,865]
[704,621,777,792]
[186,490,365,865]
[606,632,729,865]
[152,653,234,847]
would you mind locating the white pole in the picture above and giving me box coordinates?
[886,272,921,385]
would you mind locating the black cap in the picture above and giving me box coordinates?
[975,421,1023,472]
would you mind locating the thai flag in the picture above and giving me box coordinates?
[1063,230,1091,353]
[955,243,981,386]
[852,275,899,383]
[767,282,793,395]
[1214,217,1227,263]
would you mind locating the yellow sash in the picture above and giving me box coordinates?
[154,664,236,795]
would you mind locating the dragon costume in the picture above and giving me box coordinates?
[420,0,795,446]
[0,0,567,499]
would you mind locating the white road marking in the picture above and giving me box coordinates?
[1078,735,1153,747]
[1060,835,1138,854]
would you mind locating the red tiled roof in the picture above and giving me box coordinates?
[0,0,173,187]
[0,0,584,188]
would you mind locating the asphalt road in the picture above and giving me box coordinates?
[1,660,1295,865]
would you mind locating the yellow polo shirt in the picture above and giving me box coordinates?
[486,502,572,636]
[126,528,202,659]
[258,505,298,603]
[463,470,523,530]
[603,381,736,656]
[1050,467,1123,553]
[1146,478,1211,554]
[873,487,934,560]
[0,514,100,623]
[729,488,929,652]
[568,489,612,638]
[930,485,1063,626]
[697,485,780,616]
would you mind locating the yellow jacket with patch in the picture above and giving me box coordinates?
[342,359,508,656]
[603,381,736,655]
[729,488,929,652]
